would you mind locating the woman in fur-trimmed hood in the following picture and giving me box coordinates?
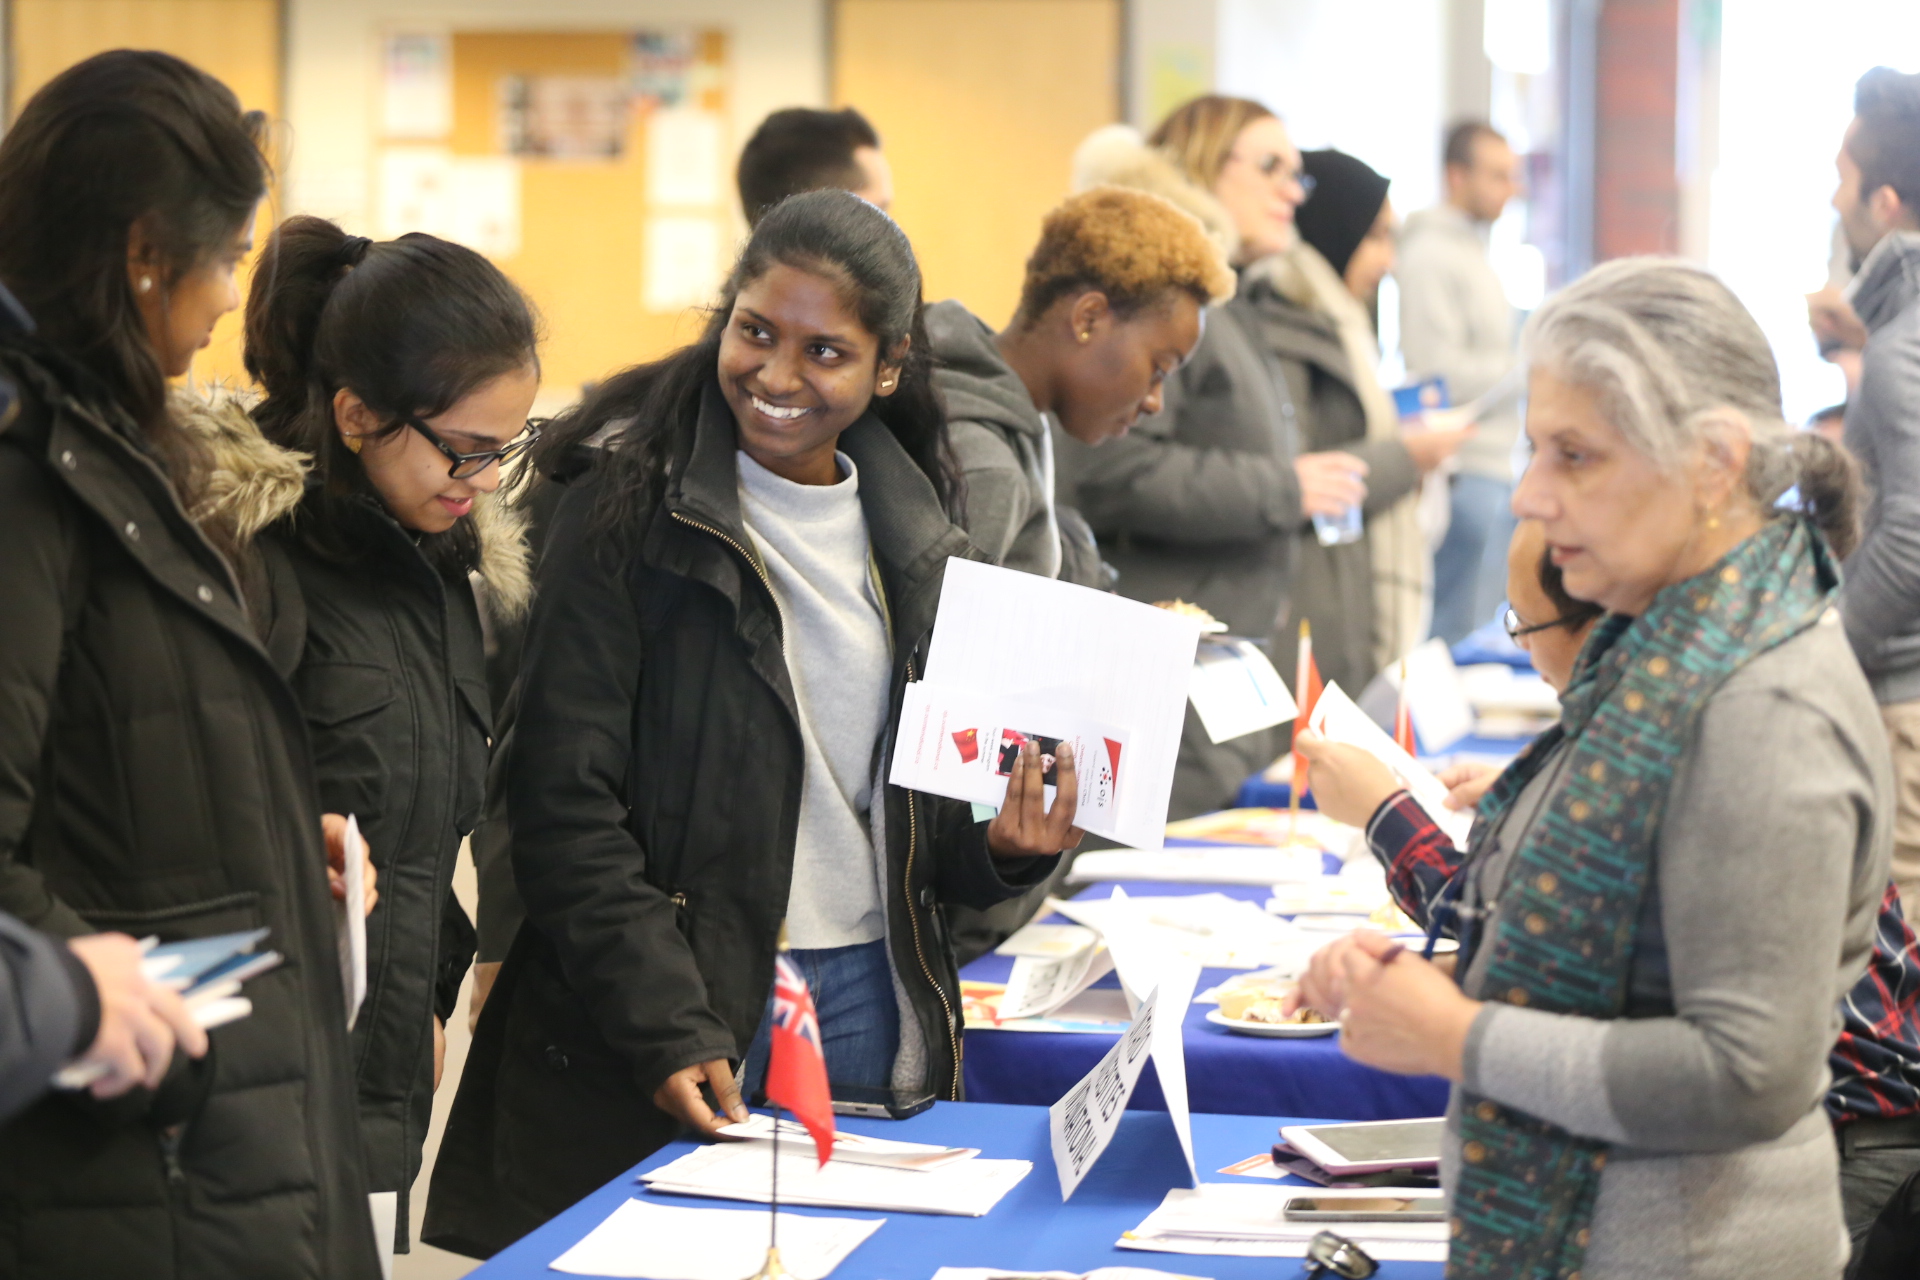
[216,213,538,1257]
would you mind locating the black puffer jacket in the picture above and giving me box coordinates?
[0,340,379,1278]
[425,383,1057,1257]
[254,476,526,1249]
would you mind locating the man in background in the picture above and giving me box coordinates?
[735,106,893,228]
[1835,66,1920,923]
[1397,120,1522,643]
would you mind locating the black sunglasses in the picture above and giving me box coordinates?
[1303,1230,1379,1279]
[403,416,544,480]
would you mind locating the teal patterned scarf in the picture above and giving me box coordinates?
[1448,517,1838,1279]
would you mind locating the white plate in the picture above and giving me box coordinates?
[1205,1008,1338,1038]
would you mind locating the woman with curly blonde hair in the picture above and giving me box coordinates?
[926,185,1230,590]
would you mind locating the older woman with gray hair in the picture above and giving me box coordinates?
[1291,258,1892,1279]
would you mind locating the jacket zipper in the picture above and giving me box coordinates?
[902,656,962,1099]
[669,510,784,655]
[159,1123,187,1190]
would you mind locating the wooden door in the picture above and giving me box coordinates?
[834,0,1122,329]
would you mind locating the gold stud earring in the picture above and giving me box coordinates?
[1706,512,1721,530]
[342,435,362,455]
[1079,330,1092,342]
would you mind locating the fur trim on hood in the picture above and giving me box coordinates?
[1071,124,1241,263]
[169,388,534,621]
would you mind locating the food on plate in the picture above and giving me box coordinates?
[1369,900,1419,932]
[1218,985,1327,1025]
[1153,599,1228,633]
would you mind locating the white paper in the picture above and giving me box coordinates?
[1101,931,1201,1185]
[995,922,1099,958]
[339,815,369,1030]
[891,683,1130,841]
[377,147,452,240]
[1066,846,1328,889]
[448,158,521,258]
[646,107,725,205]
[644,215,723,311]
[551,1198,883,1280]
[1383,638,1475,751]
[1189,639,1297,745]
[998,946,1115,1021]
[1048,983,1161,1199]
[1049,889,1316,973]
[1309,682,1474,847]
[368,1191,396,1280]
[1119,1184,1448,1262]
[917,559,1202,850]
[716,1115,978,1170]
[642,1142,1029,1217]
[381,32,451,139]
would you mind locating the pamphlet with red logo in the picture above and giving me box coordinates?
[890,682,1130,841]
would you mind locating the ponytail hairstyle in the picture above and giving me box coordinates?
[0,50,267,499]
[1523,257,1863,557]
[534,188,953,533]
[245,215,539,574]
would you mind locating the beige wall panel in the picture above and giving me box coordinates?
[9,0,282,389]
[834,0,1120,329]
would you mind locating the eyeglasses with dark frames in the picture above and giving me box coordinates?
[1302,1230,1379,1279]
[403,416,544,480]
[1504,605,1576,642]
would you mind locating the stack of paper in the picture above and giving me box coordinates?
[642,1141,1031,1217]
[1066,846,1330,888]
[551,1199,882,1280]
[717,1116,979,1171]
[1048,889,1318,972]
[1163,808,1358,852]
[1120,1184,1449,1263]
[54,929,282,1090]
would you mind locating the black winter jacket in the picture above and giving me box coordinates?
[0,339,380,1278]
[425,383,1056,1256]
[258,482,513,1247]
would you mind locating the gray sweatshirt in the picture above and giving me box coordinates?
[1840,230,1920,704]
[737,450,892,950]
[925,300,1104,588]
[1447,614,1890,1278]
[1396,204,1520,480]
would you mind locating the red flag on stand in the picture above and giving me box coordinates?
[766,954,835,1167]
[1394,659,1418,756]
[1289,620,1324,796]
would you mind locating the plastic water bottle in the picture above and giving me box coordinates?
[1312,501,1363,547]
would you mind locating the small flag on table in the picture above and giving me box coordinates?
[767,954,835,1167]
[1288,620,1325,840]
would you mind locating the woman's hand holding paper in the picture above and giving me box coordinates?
[1293,729,1403,828]
[986,739,1084,860]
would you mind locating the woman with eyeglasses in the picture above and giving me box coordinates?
[1061,97,1381,818]
[241,214,539,1256]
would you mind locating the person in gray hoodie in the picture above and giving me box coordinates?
[1833,66,1920,922]
[928,187,1236,591]
[930,186,1234,962]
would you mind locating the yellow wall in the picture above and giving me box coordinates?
[9,0,283,389]
[834,0,1121,329]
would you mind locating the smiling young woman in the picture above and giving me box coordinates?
[425,190,1082,1258]
[235,214,540,1255]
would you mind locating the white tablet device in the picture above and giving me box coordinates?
[1279,1117,1446,1175]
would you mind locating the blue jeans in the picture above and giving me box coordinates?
[1430,473,1516,645]
[741,939,899,1102]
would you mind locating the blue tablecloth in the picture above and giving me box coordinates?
[960,882,1450,1122]
[466,1101,1446,1280]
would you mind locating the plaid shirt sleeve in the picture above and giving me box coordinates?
[1828,881,1920,1123]
[1362,790,1466,931]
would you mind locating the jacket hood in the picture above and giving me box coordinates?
[924,300,1047,441]
[1071,124,1241,263]
[171,388,534,620]
[1849,229,1920,335]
